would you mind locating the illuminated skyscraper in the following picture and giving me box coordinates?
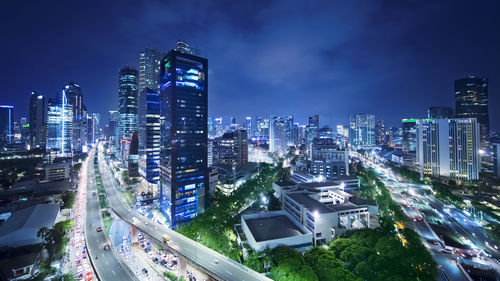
[349,114,375,147]
[269,116,287,155]
[46,92,73,157]
[64,81,86,151]
[416,118,480,181]
[142,89,161,184]
[402,118,417,153]
[375,119,385,146]
[0,105,14,144]
[29,92,46,149]
[117,66,139,148]
[158,49,208,228]
[455,76,489,146]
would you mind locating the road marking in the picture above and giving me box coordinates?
[112,270,116,275]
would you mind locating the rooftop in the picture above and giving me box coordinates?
[286,192,333,214]
[0,204,59,248]
[244,214,306,242]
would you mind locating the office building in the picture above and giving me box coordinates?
[455,76,489,146]
[28,92,46,150]
[269,116,287,155]
[305,115,319,144]
[402,118,417,153]
[416,118,480,181]
[307,137,349,178]
[63,82,86,152]
[428,106,453,119]
[0,105,14,144]
[375,119,385,146]
[236,211,312,253]
[349,114,375,147]
[212,129,248,169]
[143,89,161,184]
[158,49,208,228]
[117,66,139,148]
[46,92,73,157]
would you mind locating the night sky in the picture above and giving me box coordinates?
[1,0,499,129]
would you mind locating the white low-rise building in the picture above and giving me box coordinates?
[237,211,312,253]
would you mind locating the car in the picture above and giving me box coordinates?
[92,192,96,196]
[96,227,102,232]
[103,244,110,251]
[440,248,453,254]
[142,268,148,276]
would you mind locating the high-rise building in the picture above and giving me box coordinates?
[175,40,201,56]
[309,137,349,178]
[158,49,208,228]
[285,116,294,146]
[212,129,248,169]
[46,92,73,157]
[416,118,480,181]
[402,118,417,153]
[139,48,164,93]
[139,49,164,155]
[455,76,489,146]
[375,119,385,146]
[349,114,375,147]
[245,117,252,135]
[106,110,119,143]
[117,66,139,148]
[428,106,453,119]
[143,89,161,184]
[63,82,86,152]
[0,105,14,144]
[269,116,287,155]
[29,92,46,149]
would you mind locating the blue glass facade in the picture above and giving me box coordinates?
[159,50,208,229]
[145,89,161,183]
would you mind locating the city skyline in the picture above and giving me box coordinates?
[2,1,500,129]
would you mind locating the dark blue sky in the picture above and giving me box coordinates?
[1,0,499,129]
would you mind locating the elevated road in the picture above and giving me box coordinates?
[97,144,271,281]
[85,149,138,281]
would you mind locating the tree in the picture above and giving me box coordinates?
[61,191,76,209]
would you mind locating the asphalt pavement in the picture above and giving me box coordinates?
[85,149,139,281]
[96,143,271,281]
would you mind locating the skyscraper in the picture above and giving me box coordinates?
[117,66,139,148]
[455,76,489,146]
[416,118,480,181]
[46,92,73,157]
[29,92,46,149]
[349,114,375,147]
[139,48,164,93]
[143,89,161,184]
[159,49,208,229]
[375,119,385,146]
[212,129,248,169]
[0,105,14,144]
[428,106,453,119]
[269,116,287,155]
[402,118,417,153]
[64,81,86,152]
[305,115,319,144]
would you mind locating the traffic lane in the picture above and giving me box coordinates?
[85,153,137,281]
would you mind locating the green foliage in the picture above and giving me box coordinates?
[74,163,82,171]
[177,163,279,259]
[61,191,76,209]
[163,271,178,281]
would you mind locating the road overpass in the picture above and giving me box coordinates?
[96,145,271,281]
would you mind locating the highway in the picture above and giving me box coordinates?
[362,158,500,280]
[96,143,271,281]
[85,148,139,281]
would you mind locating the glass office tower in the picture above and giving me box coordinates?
[46,91,73,157]
[145,89,161,184]
[455,76,489,146]
[117,67,139,148]
[29,92,46,149]
[159,49,208,229]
